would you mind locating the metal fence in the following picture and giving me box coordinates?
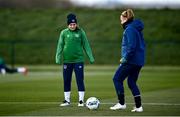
[1,40,180,67]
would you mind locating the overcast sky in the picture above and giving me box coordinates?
[69,0,180,9]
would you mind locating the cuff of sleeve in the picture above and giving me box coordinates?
[56,60,61,64]
[90,59,95,64]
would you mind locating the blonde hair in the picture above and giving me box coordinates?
[121,9,134,21]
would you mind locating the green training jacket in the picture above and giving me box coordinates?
[55,28,95,64]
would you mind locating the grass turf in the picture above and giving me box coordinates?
[0,65,180,116]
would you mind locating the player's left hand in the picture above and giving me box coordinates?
[120,58,127,63]
[90,60,95,64]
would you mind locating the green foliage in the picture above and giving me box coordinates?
[0,8,180,65]
[1,8,180,41]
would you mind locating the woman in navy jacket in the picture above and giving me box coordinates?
[110,9,145,112]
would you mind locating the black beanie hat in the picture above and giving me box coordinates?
[67,13,77,25]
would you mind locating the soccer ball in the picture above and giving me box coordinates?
[86,97,100,110]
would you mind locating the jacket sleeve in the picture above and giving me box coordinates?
[124,28,137,61]
[55,31,64,64]
[81,29,95,64]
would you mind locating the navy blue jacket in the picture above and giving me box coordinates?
[121,19,145,66]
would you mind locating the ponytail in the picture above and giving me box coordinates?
[121,9,134,21]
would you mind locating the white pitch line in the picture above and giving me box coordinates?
[101,102,180,106]
[28,72,114,76]
[0,102,180,106]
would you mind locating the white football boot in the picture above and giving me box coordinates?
[131,106,143,112]
[60,100,70,107]
[1,69,6,75]
[110,103,126,110]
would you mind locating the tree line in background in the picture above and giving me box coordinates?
[0,0,72,8]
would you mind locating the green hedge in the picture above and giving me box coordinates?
[0,8,180,65]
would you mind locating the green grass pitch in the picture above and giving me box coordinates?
[0,65,180,116]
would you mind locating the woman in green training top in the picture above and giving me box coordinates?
[55,13,95,107]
